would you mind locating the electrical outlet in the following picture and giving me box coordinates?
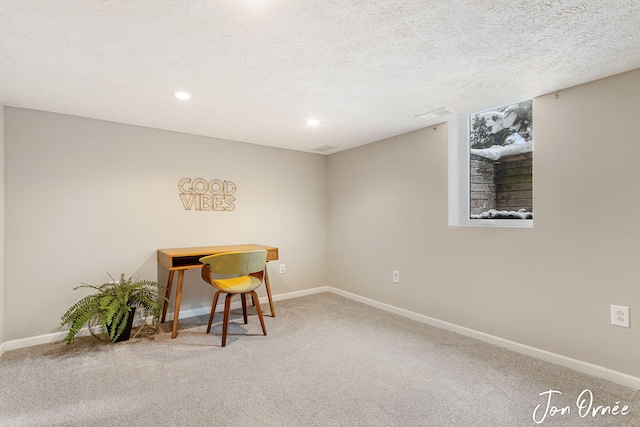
[392,270,400,283]
[280,264,286,274]
[611,305,630,328]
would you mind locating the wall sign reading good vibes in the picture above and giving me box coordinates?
[178,178,236,211]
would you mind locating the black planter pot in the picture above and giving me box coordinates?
[107,307,136,343]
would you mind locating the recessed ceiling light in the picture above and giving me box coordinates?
[306,118,320,126]
[174,91,192,100]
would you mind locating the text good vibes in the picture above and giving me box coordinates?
[178,178,236,211]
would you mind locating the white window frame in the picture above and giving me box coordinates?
[448,99,533,228]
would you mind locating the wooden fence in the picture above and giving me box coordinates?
[470,152,532,216]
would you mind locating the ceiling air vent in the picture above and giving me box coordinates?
[312,144,339,153]
[415,108,452,120]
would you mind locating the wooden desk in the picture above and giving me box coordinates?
[157,244,279,338]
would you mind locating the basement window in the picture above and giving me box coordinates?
[448,99,533,228]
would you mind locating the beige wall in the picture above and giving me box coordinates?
[4,108,327,340]
[0,105,5,348]
[327,69,640,378]
[3,70,640,380]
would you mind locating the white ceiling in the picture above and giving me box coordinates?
[1,1,639,154]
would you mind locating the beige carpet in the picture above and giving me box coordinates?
[1,292,638,426]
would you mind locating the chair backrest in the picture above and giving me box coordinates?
[199,250,267,276]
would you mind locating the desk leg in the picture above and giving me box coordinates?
[161,270,175,324]
[171,270,185,339]
[264,265,276,317]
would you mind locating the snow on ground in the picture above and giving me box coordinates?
[470,141,533,161]
[470,209,533,219]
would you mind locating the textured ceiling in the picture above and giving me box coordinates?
[1,1,640,154]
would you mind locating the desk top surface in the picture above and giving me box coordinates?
[157,244,278,269]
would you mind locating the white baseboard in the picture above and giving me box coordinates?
[327,287,640,391]
[4,328,89,351]
[3,287,330,351]
[162,286,329,321]
[3,285,638,390]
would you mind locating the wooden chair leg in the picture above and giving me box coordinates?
[264,267,276,317]
[250,290,267,336]
[207,291,222,334]
[222,293,234,347]
[241,294,248,324]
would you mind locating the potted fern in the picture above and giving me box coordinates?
[60,274,166,344]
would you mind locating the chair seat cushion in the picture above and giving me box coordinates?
[212,275,262,293]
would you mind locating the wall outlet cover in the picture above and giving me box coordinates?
[611,304,630,328]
